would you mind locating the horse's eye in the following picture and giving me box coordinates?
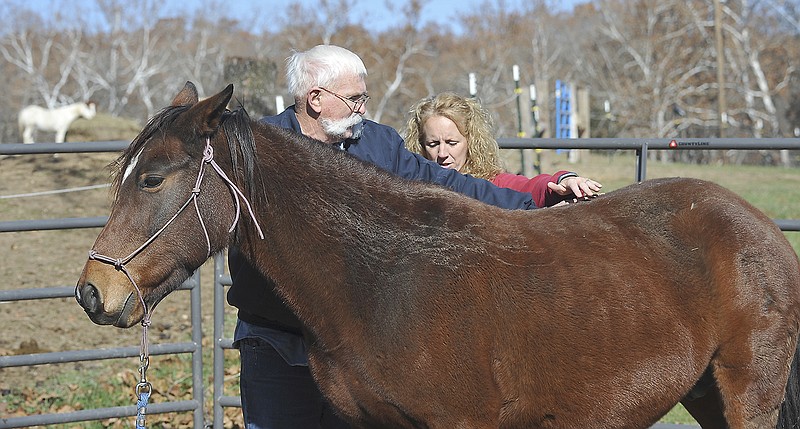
[142,176,164,189]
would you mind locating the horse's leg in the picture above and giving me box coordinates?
[777,338,800,429]
[743,335,800,429]
[714,370,781,429]
[55,128,67,143]
[745,411,780,429]
[711,341,786,429]
[22,126,34,144]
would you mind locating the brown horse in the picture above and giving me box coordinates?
[76,82,800,429]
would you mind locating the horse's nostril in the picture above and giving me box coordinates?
[78,283,101,314]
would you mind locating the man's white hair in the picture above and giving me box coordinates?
[286,45,368,102]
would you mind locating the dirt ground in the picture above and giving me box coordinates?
[0,152,133,357]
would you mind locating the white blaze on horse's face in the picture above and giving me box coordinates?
[122,146,145,186]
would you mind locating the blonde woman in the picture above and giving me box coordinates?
[404,92,601,207]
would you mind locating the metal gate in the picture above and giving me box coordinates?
[2,138,799,428]
[0,141,205,428]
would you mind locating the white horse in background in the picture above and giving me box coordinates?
[18,101,97,143]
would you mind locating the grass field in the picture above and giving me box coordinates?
[2,147,798,427]
[519,149,800,254]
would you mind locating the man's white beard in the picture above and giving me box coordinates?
[321,114,363,140]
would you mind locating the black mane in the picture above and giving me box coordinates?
[111,104,260,200]
[111,105,189,197]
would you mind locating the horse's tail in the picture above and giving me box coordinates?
[777,335,800,428]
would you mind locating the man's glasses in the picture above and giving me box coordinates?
[319,87,370,113]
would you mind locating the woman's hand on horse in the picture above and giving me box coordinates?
[548,176,603,199]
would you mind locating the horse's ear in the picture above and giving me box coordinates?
[185,84,234,136]
[171,81,199,107]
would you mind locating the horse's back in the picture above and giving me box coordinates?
[603,177,799,319]
[580,177,787,249]
[616,177,797,274]
[18,105,45,125]
[530,176,799,332]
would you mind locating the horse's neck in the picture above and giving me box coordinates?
[246,140,365,257]
[232,132,500,352]
[237,134,399,341]
[62,104,85,119]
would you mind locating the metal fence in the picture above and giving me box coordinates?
[1,138,799,428]
[497,137,800,231]
[0,141,205,428]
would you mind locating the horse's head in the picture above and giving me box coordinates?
[82,101,97,120]
[75,82,240,327]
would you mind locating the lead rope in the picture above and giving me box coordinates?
[135,317,151,429]
[134,266,151,429]
[87,137,263,428]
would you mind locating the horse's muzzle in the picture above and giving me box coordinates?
[75,282,132,326]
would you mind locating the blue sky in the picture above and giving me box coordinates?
[193,0,587,33]
[11,0,586,34]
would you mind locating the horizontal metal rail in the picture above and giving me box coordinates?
[775,220,800,232]
[496,137,800,150]
[0,341,198,368]
[0,216,108,232]
[3,138,797,154]
[497,137,800,231]
[0,278,194,303]
[0,141,129,154]
[0,277,198,374]
[0,400,200,428]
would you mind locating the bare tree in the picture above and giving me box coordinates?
[71,0,174,119]
[279,0,356,49]
[364,0,430,124]
[1,0,798,167]
[571,0,718,144]
[1,27,87,108]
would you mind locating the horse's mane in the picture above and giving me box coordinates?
[111,99,471,240]
[220,105,264,206]
[111,105,190,197]
[110,104,261,200]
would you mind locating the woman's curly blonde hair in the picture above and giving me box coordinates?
[402,92,504,181]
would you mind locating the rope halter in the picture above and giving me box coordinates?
[88,136,263,320]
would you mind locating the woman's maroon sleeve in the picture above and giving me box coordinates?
[491,170,574,207]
